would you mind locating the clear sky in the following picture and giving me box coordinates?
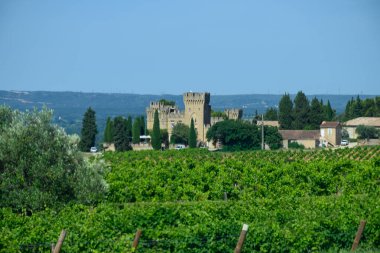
[0,0,379,95]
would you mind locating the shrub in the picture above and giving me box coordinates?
[0,106,107,212]
[288,141,305,149]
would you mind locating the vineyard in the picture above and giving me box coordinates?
[1,146,380,252]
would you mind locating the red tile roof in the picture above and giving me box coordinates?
[279,130,320,140]
[344,117,380,127]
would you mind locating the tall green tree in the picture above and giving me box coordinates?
[151,110,161,150]
[139,116,145,135]
[344,97,354,120]
[125,116,133,140]
[161,130,169,149]
[264,107,278,120]
[79,107,98,152]
[132,117,141,144]
[170,123,190,145]
[309,97,324,129]
[353,96,363,118]
[292,91,310,129]
[324,100,335,121]
[261,126,282,150]
[113,116,131,151]
[103,117,114,143]
[189,118,197,148]
[279,93,293,129]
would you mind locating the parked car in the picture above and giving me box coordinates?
[90,146,98,153]
[175,144,186,150]
[341,140,349,146]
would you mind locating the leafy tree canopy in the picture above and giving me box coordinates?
[211,110,228,119]
[356,125,379,140]
[262,126,282,150]
[159,99,176,106]
[170,123,190,145]
[206,120,260,151]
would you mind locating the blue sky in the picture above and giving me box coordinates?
[0,0,379,95]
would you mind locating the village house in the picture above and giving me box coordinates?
[279,130,320,149]
[320,121,342,147]
[343,117,380,139]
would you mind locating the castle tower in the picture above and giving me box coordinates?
[183,92,211,143]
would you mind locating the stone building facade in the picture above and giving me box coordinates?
[320,121,342,147]
[146,92,242,143]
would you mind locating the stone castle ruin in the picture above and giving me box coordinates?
[146,92,242,143]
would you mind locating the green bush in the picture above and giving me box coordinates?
[0,106,107,212]
[288,141,305,149]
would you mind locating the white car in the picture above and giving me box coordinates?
[90,147,98,153]
[175,144,186,150]
[341,140,349,146]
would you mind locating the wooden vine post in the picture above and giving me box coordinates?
[131,229,142,251]
[351,220,366,252]
[234,224,249,253]
[52,230,66,253]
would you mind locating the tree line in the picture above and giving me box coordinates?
[344,96,380,121]
[260,91,336,130]
[78,107,147,152]
[103,115,146,151]
[79,93,380,151]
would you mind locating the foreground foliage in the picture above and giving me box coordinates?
[1,147,379,252]
[0,107,107,212]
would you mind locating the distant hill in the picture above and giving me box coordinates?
[0,90,377,143]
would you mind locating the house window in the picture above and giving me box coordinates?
[328,128,332,135]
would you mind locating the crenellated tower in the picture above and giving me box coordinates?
[183,92,211,142]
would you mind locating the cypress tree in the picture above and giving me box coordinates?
[189,118,197,148]
[132,117,141,144]
[292,91,310,129]
[352,96,363,118]
[344,98,353,120]
[309,97,324,129]
[103,117,114,143]
[79,107,98,152]
[151,110,161,150]
[324,100,335,121]
[113,116,131,151]
[125,116,133,140]
[139,116,145,135]
[278,93,293,129]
